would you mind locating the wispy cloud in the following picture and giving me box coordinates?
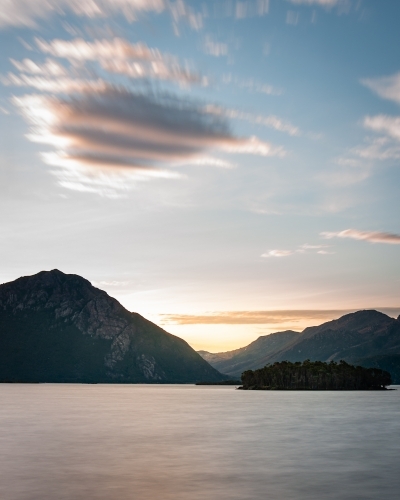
[262,243,332,258]
[321,229,400,245]
[299,244,329,250]
[48,162,174,198]
[203,35,228,57]
[287,0,340,6]
[10,58,67,76]
[361,72,400,105]
[0,0,165,29]
[235,0,269,18]
[261,249,293,258]
[286,11,299,25]
[2,72,107,94]
[363,115,400,142]
[35,37,204,86]
[222,74,283,96]
[286,0,351,15]
[160,308,400,325]
[353,136,400,161]
[316,156,372,186]
[36,37,167,62]
[212,0,270,19]
[205,104,299,136]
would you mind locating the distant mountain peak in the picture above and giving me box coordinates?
[198,310,400,382]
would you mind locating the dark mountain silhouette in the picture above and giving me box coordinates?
[0,270,224,383]
[198,310,400,382]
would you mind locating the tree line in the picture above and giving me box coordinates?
[241,360,392,390]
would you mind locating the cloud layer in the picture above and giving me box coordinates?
[161,308,400,325]
[321,229,400,245]
[5,32,286,195]
[0,0,270,30]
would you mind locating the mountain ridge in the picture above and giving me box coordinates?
[198,310,400,381]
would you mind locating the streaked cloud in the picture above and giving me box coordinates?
[286,0,352,15]
[10,58,67,76]
[0,0,165,29]
[169,0,204,33]
[13,88,284,181]
[222,136,285,156]
[36,37,164,62]
[48,162,176,198]
[212,0,269,19]
[35,37,204,86]
[203,35,228,57]
[287,0,340,6]
[160,307,400,325]
[222,74,283,96]
[2,73,107,94]
[205,104,299,136]
[321,229,400,245]
[5,32,286,196]
[103,59,204,85]
[182,157,235,168]
[239,81,281,96]
[361,72,400,105]
[235,0,270,19]
[286,11,299,25]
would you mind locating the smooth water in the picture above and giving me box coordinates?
[0,384,399,500]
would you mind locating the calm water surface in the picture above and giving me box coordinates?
[0,384,399,500]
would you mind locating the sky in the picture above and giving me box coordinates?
[0,0,400,352]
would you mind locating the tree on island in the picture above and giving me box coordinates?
[241,360,392,390]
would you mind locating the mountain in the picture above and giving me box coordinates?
[198,330,300,377]
[198,310,400,382]
[0,270,224,383]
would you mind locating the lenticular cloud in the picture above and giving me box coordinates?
[14,87,282,173]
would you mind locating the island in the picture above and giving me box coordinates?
[240,360,392,390]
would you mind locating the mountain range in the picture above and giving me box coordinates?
[0,270,224,383]
[1,269,399,384]
[198,310,400,383]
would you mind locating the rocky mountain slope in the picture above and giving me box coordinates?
[198,330,300,377]
[198,311,400,381]
[0,270,224,383]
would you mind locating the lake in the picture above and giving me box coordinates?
[0,384,399,500]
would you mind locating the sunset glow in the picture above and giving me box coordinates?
[1,0,399,352]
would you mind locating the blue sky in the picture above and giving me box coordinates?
[0,0,399,351]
